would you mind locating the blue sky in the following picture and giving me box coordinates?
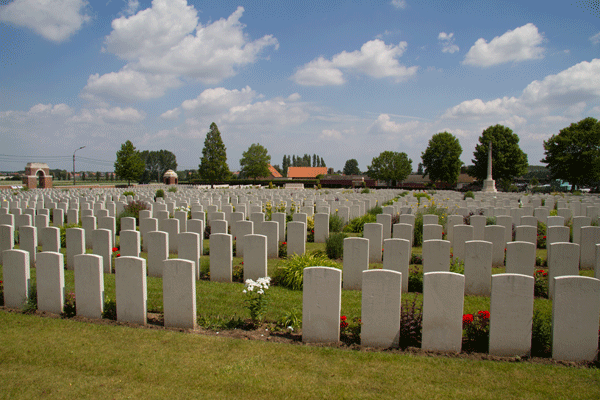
[1,0,599,174]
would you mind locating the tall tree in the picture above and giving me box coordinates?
[282,155,290,177]
[421,132,463,185]
[321,156,326,167]
[469,125,528,185]
[198,122,230,183]
[139,149,178,183]
[367,151,412,186]
[343,159,360,175]
[292,155,297,166]
[239,143,271,180]
[114,140,145,186]
[542,117,600,190]
[312,154,316,167]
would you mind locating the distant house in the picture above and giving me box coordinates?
[266,164,283,179]
[287,167,327,179]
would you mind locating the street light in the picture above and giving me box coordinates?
[73,146,86,185]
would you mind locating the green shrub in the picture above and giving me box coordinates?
[155,189,165,198]
[61,291,76,318]
[325,232,347,259]
[537,221,547,249]
[462,310,490,353]
[463,191,475,200]
[273,252,341,290]
[413,193,430,205]
[449,258,464,274]
[60,223,81,248]
[534,269,549,298]
[361,188,370,194]
[167,187,177,193]
[329,213,344,233]
[531,306,552,357]
[342,213,377,234]
[102,299,117,320]
[123,191,135,197]
[22,286,37,314]
[408,265,423,292]
[366,205,382,215]
[486,216,497,225]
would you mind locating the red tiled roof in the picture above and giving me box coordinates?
[268,164,282,178]
[287,167,328,178]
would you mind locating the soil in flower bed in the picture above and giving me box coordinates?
[2,307,597,369]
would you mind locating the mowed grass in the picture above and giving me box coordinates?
[2,239,600,398]
[1,311,600,400]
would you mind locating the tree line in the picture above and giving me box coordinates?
[113,117,600,190]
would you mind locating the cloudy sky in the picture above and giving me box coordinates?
[1,0,599,174]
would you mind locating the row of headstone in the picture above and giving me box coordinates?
[301,267,600,361]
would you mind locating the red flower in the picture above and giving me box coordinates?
[116,254,120,257]
[478,310,490,319]
[536,269,544,274]
[241,261,244,265]
[112,247,118,252]
[282,242,286,245]
[542,272,548,277]
[543,236,546,239]
[340,321,349,329]
[462,314,473,324]
[340,315,347,321]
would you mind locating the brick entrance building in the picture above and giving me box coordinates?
[23,162,53,189]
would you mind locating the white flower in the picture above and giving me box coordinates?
[257,289,264,295]
[242,289,247,294]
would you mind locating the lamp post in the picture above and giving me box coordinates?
[73,146,86,186]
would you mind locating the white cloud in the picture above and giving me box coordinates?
[67,107,145,124]
[319,129,343,140]
[181,86,257,113]
[442,97,522,119]
[590,32,600,45]
[122,0,140,16]
[28,103,73,116]
[223,99,309,126]
[0,0,90,43]
[84,2,278,101]
[520,58,600,106]
[367,114,420,137]
[438,32,459,54]
[160,108,181,120]
[292,39,418,86]
[391,0,407,9]
[463,23,545,67]
[287,93,301,102]
[82,68,181,102]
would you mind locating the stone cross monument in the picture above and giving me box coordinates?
[482,141,497,193]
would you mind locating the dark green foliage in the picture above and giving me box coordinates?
[367,151,412,186]
[534,269,549,298]
[542,117,600,190]
[114,140,145,186]
[400,296,423,348]
[155,189,165,198]
[408,266,423,292]
[343,159,360,175]
[531,307,552,357]
[22,286,37,314]
[60,223,81,248]
[240,143,271,180]
[139,149,178,183]
[462,310,490,353]
[102,299,117,320]
[421,131,463,184]
[197,315,245,330]
[366,205,382,215]
[537,221,547,249]
[273,253,340,290]
[469,125,528,183]
[325,232,347,259]
[342,214,377,234]
[199,122,230,183]
[413,214,424,247]
[328,213,344,233]
[463,191,475,200]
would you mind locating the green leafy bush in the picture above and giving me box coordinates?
[342,213,377,234]
[537,221,547,249]
[534,269,549,298]
[22,287,37,314]
[329,213,344,233]
[61,291,76,318]
[463,191,475,200]
[60,223,81,248]
[167,187,177,193]
[408,265,423,292]
[462,310,490,353]
[413,192,431,205]
[155,189,165,198]
[273,252,341,290]
[531,307,552,357]
[325,232,347,259]
[123,191,135,197]
[102,299,117,320]
[366,205,383,215]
